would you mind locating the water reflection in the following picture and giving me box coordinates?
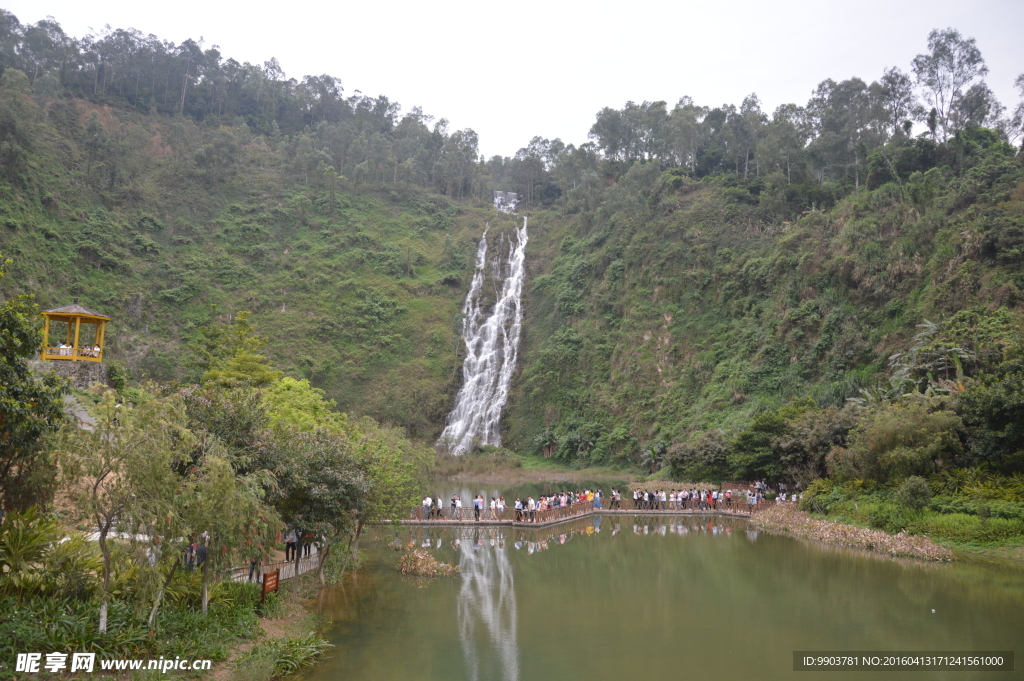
[456,528,518,681]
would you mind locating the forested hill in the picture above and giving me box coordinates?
[1,11,1024,483]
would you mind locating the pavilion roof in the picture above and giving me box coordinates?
[42,304,111,321]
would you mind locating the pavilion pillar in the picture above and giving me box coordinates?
[73,317,82,359]
[42,316,50,356]
[97,321,106,359]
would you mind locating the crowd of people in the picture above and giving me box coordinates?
[417,484,801,523]
[419,490,604,522]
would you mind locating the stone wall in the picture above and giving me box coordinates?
[28,360,109,390]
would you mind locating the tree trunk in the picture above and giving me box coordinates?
[201,553,210,615]
[293,533,303,599]
[98,522,112,634]
[351,519,364,565]
[317,544,330,586]
[148,557,181,631]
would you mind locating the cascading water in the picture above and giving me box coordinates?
[438,209,527,455]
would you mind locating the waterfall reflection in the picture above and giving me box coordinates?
[457,528,518,681]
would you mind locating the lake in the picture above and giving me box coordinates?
[300,487,1022,680]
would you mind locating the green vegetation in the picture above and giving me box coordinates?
[0,256,426,677]
[232,632,332,681]
[0,10,1022,564]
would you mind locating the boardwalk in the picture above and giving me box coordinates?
[404,499,777,529]
[225,548,321,584]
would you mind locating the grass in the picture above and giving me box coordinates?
[230,633,332,681]
[804,493,1024,565]
[432,451,638,483]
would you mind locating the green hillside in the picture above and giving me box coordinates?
[510,150,1024,468]
[2,11,1024,494]
[0,87,501,440]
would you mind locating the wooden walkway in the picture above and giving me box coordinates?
[403,499,776,529]
[225,548,321,584]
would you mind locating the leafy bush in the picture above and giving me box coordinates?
[913,513,1024,544]
[827,398,963,483]
[232,633,332,681]
[928,496,1024,521]
[867,504,912,533]
[896,476,932,511]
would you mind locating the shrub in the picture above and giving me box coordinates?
[914,513,1024,544]
[896,476,932,511]
[827,398,963,483]
[232,633,332,681]
[868,504,911,533]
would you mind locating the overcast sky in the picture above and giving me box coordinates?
[6,0,1023,158]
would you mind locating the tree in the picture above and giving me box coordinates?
[180,383,271,470]
[1010,73,1024,147]
[959,339,1024,474]
[0,69,37,182]
[59,392,193,633]
[270,428,367,596]
[826,397,964,483]
[912,28,989,142]
[759,104,807,184]
[667,96,710,174]
[182,447,278,613]
[190,309,283,387]
[0,256,68,512]
[263,377,353,435]
[343,421,426,582]
[875,66,921,138]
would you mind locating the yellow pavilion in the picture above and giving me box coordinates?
[39,301,111,363]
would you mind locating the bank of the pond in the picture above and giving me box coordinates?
[0,572,331,681]
[431,453,637,485]
[213,586,327,681]
[753,504,955,561]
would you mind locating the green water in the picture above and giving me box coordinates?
[301,513,1022,681]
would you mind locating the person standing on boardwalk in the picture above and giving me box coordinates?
[474,495,482,521]
[284,528,296,561]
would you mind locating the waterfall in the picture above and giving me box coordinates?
[438,216,528,455]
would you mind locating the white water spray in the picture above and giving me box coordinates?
[438,215,528,454]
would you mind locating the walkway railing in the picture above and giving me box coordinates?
[411,501,596,523]
[607,499,776,514]
[225,548,321,584]
[409,498,783,524]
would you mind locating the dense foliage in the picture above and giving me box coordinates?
[0,256,67,512]
[1,9,1023,501]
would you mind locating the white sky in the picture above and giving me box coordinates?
[6,0,1023,158]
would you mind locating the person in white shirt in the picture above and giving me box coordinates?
[422,496,432,520]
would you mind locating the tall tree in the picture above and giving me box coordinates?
[874,66,921,138]
[60,392,193,633]
[912,28,989,142]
